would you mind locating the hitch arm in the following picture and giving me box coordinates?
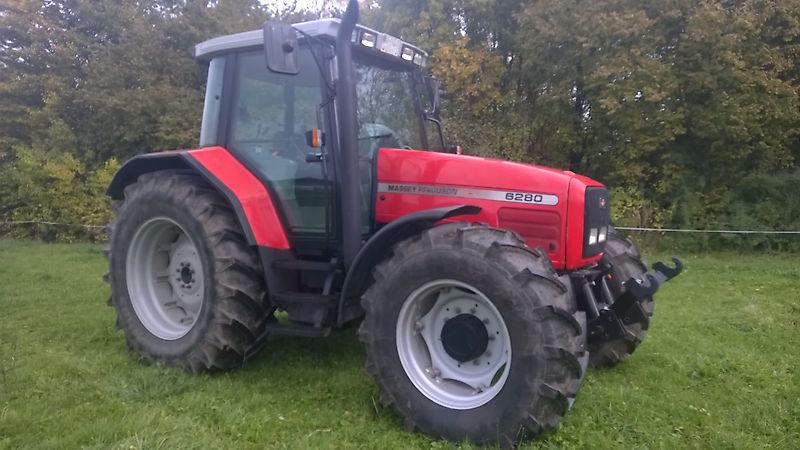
[610,257,683,315]
[588,258,683,344]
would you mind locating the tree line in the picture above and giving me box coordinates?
[1,0,799,250]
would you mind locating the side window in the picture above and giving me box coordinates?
[199,57,225,147]
[228,48,328,234]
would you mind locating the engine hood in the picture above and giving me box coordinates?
[376,148,601,199]
[375,148,606,270]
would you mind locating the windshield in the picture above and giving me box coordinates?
[353,56,427,155]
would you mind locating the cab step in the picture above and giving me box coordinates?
[272,291,337,305]
[245,321,332,358]
[272,259,337,272]
[265,322,331,338]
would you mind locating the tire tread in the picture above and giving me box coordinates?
[358,223,588,445]
[105,171,271,372]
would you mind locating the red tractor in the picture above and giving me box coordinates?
[105,1,681,444]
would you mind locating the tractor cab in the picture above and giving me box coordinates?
[195,19,439,255]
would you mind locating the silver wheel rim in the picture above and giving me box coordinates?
[126,217,205,340]
[396,279,512,410]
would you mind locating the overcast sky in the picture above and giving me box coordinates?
[261,0,329,14]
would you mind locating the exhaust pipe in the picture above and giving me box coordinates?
[336,0,361,269]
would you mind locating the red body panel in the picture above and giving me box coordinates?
[375,148,604,270]
[188,147,290,250]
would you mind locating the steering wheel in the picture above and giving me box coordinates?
[359,123,403,155]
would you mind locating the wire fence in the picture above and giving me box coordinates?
[2,221,799,234]
[615,226,800,235]
[0,220,106,229]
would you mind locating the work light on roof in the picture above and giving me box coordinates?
[360,31,377,48]
[401,47,414,61]
[413,52,426,66]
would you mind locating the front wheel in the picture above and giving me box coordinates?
[359,224,588,445]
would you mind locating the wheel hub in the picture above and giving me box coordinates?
[396,279,512,410]
[441,314,489,363]
[166,240,203,310]
[126,217,205,340]
[179,265,194,285]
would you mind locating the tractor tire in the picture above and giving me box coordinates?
[359,223,588,446]
[105,171,272,372]
[588,226,652,368]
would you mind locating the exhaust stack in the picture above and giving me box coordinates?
[336,0,361,269]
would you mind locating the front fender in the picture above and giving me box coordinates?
[337,205,481,325]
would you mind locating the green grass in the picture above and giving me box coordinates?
[0,240,797,449]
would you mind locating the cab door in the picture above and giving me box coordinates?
[223,47,333,249]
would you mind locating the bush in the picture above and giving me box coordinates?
[0,148,118,242]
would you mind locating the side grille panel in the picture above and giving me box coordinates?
[498,208,561,254]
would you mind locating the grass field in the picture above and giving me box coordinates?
[0,240,797,449]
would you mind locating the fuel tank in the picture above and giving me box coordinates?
[374,148,607,271]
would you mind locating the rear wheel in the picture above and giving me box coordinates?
[588,226,652,367]
[359,223,587,445]
[106,171,272,372]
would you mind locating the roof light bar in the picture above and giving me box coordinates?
[379,34,403,57]
[353,25,427,65]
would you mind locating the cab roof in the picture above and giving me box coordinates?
[195,18,428,65]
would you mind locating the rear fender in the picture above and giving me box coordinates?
[337,205,481,325]
[106,147,289,250]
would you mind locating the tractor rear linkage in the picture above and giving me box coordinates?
[583,258,684,345]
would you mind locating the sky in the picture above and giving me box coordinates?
[261,0,375,15]
[261,0,332,14]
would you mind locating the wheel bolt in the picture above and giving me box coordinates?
[482,318,490,325]
[473,359,480,366]
[470,308,477,314]
[414,321,423,330]
[454,307,462,314]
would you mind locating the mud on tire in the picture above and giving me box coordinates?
[105,171,272,372]
[358,223,588,446]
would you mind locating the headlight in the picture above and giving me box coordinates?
[589,228,598,245]
[598,226,607,242]
[583,187,610,257]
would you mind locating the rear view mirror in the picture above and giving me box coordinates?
[424,76,444,115]
[263,21,299,75]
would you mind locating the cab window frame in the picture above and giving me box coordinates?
[219,43,338,250]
